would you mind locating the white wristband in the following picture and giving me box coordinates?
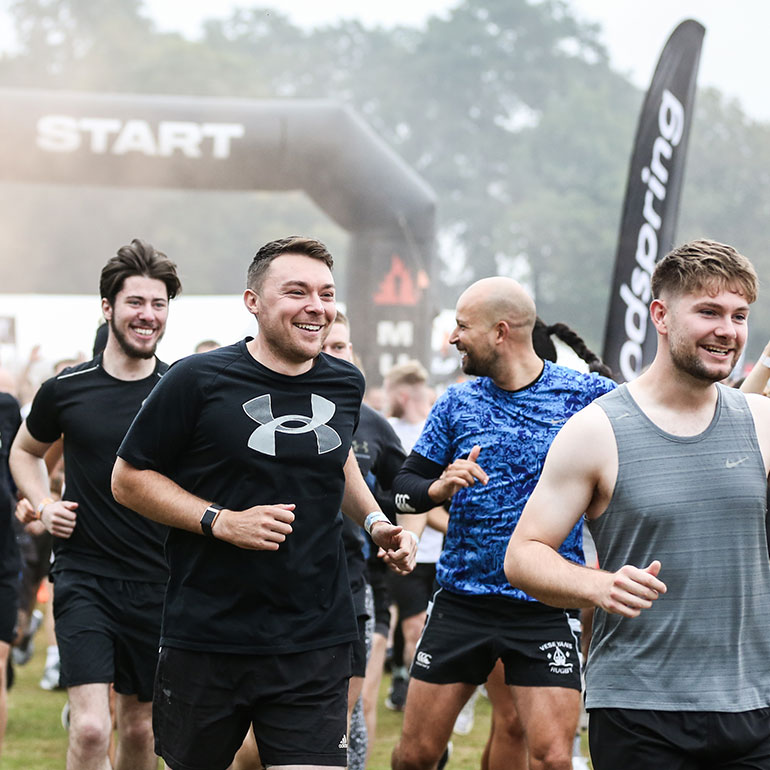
[761,355,770,369]
[364,511,389,536]
[403,530,420,546]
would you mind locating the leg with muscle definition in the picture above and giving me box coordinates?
[392,679,477,770]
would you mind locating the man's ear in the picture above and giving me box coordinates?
[649,298,668,334]
[101,297,113,322]
[244,288,259,318]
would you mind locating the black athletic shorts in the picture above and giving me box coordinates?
[388,562,436,620]
[0,575,18,643]
[366,558,392,637]
[154,643,352,770]
[410,588,582,690]
[589,707,770,770]
[53,570,163,701]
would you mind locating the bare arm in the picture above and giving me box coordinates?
[740,344,770,395]
[427,506,449,534]
[744,392,770,475]
[398,506,447,538]
[9,423,77,538]
[44,437,64,476]
[397,511,428,539]
[341,449,416,574]
[504,404,666,617]
[111,457,295,551]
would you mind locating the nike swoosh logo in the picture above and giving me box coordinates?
[725,457,749,469]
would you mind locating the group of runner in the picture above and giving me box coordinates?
[1,234,769,770]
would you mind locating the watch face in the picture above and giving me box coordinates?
[201,506,221,536]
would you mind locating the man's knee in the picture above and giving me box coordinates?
[119,710,154,749]
[516,690,580,770]
[392,735,445,770]
[526,730,574,770]
[70,711,112,757]
[527,747,573,770]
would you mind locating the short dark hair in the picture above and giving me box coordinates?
[99,239,181,306]
[247,236,334,291]
[651,239,757,303]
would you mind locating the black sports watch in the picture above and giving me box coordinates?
[200,503,223,538]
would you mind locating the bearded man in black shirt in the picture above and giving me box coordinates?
[10,239,181,770]
[112,236,417,770]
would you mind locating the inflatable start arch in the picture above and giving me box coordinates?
[0,88,437,380]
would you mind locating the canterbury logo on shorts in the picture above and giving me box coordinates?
[243,393,342,456]
[395,493,416,513]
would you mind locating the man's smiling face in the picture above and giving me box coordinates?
[250,253,337,366]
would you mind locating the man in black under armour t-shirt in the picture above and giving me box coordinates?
[113,236,417,770]
[10,239,181,770]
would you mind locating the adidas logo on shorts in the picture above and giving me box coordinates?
[338,734,348,749]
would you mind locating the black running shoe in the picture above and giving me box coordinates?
[384,674,408,711]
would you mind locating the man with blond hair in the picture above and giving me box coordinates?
[507,240,770,769]
[382,360,447,713]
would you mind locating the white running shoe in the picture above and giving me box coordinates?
[39,659,61,691]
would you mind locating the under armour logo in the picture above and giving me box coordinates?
[242,393,342,456]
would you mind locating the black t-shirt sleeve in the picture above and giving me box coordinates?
[392,450,444,513]
[0,394,21,502]
[7,399,21,442]
[118,358,203,474]
[25,376,63,444]
[371,420,407,490]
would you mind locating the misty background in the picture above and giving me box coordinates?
[1,0,769,373]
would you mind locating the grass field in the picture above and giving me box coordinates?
[3,624,591,769]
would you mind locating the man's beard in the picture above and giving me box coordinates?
[109,317,161,360]
[669,337,737,383]
[460,348,495,377]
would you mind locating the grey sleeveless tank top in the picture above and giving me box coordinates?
[586,384,770,712]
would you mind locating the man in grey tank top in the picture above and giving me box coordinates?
[505,239,770,769]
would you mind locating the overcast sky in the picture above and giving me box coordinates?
[0,0,767,120]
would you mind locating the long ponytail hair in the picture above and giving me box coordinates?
[532,318,614,380]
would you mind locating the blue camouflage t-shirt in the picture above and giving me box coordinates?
[413,361,615,600]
